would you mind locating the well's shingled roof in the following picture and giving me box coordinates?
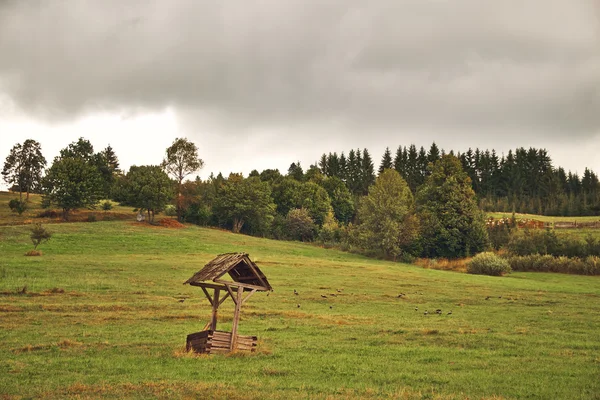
[184,253,272,291]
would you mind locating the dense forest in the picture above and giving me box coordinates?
[317,143,600,216]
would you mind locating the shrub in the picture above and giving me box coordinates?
[507,229,595,258]
[164,204,177,217]
[30,223,52,250]
[101,201,113,211]
[318,212,343,245]
[37,209,58,218]
[285,208,317,242]
[467,252,511,276]
[8,199,27,215]
[506,254,600,275]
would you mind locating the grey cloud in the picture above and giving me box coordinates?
[0,0,599,141]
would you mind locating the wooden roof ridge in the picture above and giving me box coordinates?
[184,252,272,291]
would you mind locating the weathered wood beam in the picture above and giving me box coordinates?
[210,288,220,331]
[230,285,244,351]
[242,289,257,305]
[223,283,238,306]
[244,258,269,290]
[189,282,228,291]
[201,287,213,306]
[217,291,231,306]
[214,279,268,292]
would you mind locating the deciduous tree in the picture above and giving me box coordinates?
[354,169,418,260]
[213,175,275,233]
[162,138,204,221]
[42,157,103,220]
[121,165,173,223]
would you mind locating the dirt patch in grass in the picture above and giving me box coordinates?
[158,218,185,228]
[414,257,471,273]
[13,339,84,353]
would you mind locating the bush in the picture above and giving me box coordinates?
[30,223,52,250]
[102,201,113,211]
[285,208,317,242]
[318,212,343,245]
[507,229,595,258]
[164,204,177,217]
[506,254,600,275]
[8,198,27,215]
[37,209,59,218]
[467,252,511,276]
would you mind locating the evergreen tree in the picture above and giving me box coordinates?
[406,145,419,192]
[416,155,489,258]
[361,149,376,195]
[338,152,348,182]
[393,145,405,175]
[287,162,304,181]
[2,139,47,201]
[96,145,120,199]
[427,142,440,165]
[378,147,393,174]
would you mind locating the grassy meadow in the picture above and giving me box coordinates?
[1,217,599,399]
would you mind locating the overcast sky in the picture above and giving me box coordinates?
[1,0,599,189]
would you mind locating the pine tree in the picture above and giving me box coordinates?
[378,147,393,174]
[416,155,489,258]
[427,142,440,165]
[393,146,404,175]
[2,139,47,201]
[361,149,376,195]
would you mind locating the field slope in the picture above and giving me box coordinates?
[1,221,599,399]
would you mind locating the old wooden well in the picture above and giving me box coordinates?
[183,253,272,354]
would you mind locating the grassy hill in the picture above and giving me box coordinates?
[1,220,599,399]
[0,191,136,226]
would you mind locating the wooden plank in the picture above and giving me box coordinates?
[189,282,228,291]
[214,279,269,292]
[217,291,231,306]
[243,256,270,290]
[222,283,237,306]
[200,287,213,306]
[230,286,244,350]
[210,288,220,331]
[242,289,257,305]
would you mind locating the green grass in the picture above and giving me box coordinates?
[1,221,599,399]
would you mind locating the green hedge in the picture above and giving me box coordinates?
[506,254,600,275]
[467,252,511,276]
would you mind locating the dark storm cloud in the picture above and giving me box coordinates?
[0,0,599,139]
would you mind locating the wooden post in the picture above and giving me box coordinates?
[230,286,244,351]
[210,288,220,331]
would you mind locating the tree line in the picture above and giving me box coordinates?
[3,137,599,261]
[318,143,600,216]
